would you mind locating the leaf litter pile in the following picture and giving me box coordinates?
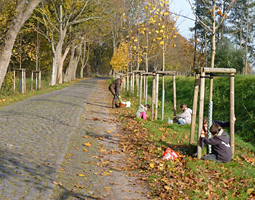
[112,104,255,199]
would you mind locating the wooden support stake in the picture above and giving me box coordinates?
[197,71,205,159]
[132,72,135,95]
[39,71,41,89]
[230,73,235,156]
[161,74,165,120]
[31,72,34,90]
[190,73,200,144]
[136,74,139,97]
[13,70,16,93]
[152,73,156,119]
[155,73,159,120]
[145,75,148,104]
[21,70,26,93]
[139,73,143,105]
[127,74,129,92]
[173,74,177,116]
[143,74,146,99]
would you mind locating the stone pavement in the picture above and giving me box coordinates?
[0,78,148,200]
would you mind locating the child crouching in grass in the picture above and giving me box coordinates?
[173,103,192,125]
[201,123,232,163]
[135,104,150,120]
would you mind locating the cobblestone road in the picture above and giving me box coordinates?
[0,78,148,200]
[0,78,99,199]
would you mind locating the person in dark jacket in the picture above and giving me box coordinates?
[109,76,125,108]
[201,123,232,163]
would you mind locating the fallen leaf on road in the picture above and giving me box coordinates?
[78,174,85,177]
[110,183,119,185]
[75,184,85,189]
[104,187,111,192]
[53,181,62,186]
[84,142,91,147]
[93,117,101,121]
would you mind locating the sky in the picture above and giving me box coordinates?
[170,0,195,40]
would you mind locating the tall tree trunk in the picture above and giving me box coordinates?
[209,0,216,103]
[71,48,80,80]
[51,41,62,85]
[239,11,243,48]
[193,18,198,70]
[80,40,90,78]
[211,0,216,69]
[58,46,70,84]
[64,42,76,83]
[0,0,42,89]
[245,0,250,75]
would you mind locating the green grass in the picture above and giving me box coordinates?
[0,78,84,107]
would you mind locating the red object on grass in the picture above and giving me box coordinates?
[162,147,179,160]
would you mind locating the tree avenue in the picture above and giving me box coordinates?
[0,0,254,90]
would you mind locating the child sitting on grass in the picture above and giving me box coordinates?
[193,116,236,157]
[201,123,232,163]
[173,103,192,125]
[135,104,150,120]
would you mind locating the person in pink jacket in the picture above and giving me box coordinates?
[173,103,192,125]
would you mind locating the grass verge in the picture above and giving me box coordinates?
[112,76,255,199]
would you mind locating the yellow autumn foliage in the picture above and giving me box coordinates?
[110,42,128,72]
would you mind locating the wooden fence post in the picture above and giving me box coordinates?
[230,73,235,156]
[152,73,156,120]
[155,73,159,120]
[139,73,143,105]
[190,73,200,144]
[197,71,205,159]
[173,74,177,116]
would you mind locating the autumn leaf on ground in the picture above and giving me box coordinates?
[104,187,111,192]
[99,148,106,152]
[247,188,255,195]
[110,183,119,185]
[84,142,91,147]
[78,174,85,177]
[149,163,155,168]
[106,130,112,133]
[75,184,85,189]
[93,117,101,121]
[102,172,110,176]
[53,181,62,186]
[83,135,88,139]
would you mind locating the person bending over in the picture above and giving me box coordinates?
[108,76,125,108]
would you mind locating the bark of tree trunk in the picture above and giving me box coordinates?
[64,43,76,83]
[0,0,42,89]
[58,47,70,84]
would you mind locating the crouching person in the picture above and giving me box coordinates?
[135,104,150,120]
[200,123,232,163]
